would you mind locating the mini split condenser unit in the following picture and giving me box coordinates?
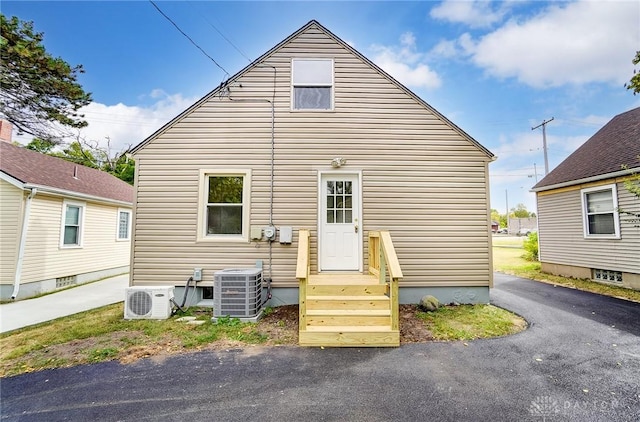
[124,286,174,320]
[213,268,264,321]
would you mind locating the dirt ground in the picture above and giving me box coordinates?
[257,304,434,345]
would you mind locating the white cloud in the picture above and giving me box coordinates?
[72,92,196,153]
[370,32,441,89]
[12,91,196,153]
[430,0,509,28]
[466,0,639,88]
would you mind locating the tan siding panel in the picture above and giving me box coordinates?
[132,28,492,289]
[0,181,23,284]
[537,182,640,274]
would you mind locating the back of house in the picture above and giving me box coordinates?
[130,20,495,307]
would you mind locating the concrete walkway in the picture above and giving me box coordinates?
[0,274,128,334]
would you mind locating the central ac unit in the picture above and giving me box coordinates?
[124,286,174,320]
[213,268,264,321]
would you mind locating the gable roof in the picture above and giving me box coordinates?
[131,20,493,159]
[532,107,640,192]
[0,141,133,204]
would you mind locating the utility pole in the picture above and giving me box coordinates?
[505,189,509,232]
[532,117,554,175]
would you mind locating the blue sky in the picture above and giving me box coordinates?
[3,0,639,214]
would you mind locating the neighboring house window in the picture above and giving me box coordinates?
[61,201,85,247]
[581,184,620,238]
[197,170,251,242]
[117,209,131,240]
[291,59,333,110]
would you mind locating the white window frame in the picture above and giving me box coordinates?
[581,184,620,239]
[60,200,86,248]
[116,208,132,241]
[291,58,334,111]
[197,169,251,243]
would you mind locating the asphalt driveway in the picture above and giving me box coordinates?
[2,273,639,421]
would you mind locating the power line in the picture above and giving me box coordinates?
[187,0,253,63]
[149,0,230,77]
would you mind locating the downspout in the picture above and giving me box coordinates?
[12,188,37,300]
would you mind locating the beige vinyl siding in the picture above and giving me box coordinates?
[19,194,131,283]
[132,27,492,288]
[537,180,640,274]
[0,181,23,285]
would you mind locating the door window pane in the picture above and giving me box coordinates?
[326,179,354,224]
[327,210,334,224]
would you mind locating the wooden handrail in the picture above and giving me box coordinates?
[296,229,310,331]
[379,231,403,279]
[368,230,402,331]
[296,229,310,280]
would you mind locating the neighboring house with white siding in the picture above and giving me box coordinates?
[130,20,495,307]
[532,107,640,291]
[0,130,134,300]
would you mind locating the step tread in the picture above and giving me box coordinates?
[306,309,391,316]
[304,326,394,332]
[299,330,400,347]
[307,295,389,301]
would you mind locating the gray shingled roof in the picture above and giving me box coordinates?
[1,141,133,204]
[533,107,640,191]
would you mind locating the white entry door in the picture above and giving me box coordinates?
[320,173,360,271]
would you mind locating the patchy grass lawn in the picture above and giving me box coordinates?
[0,305,268,378]
[0,300,526,378]
[417,304,526,341]
[493,244,640,303]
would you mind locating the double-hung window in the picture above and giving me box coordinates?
[581,184,620,238]
[61,201,85,247]
[292,59,333,110]
[117,209,131,240]
[197,169,251,242]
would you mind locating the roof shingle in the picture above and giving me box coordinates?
[0,142,133,204]
[533,107,640,190]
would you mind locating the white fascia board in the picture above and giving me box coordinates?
[0,171,26,189]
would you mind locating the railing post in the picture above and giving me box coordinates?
[296,229,310,332]
[379,241,386,285]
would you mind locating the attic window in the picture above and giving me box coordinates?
[291,59,333,110]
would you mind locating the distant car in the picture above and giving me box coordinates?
[497,228,508,234]
[518,228,536,236]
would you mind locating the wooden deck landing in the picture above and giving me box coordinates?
[309,273,379,285]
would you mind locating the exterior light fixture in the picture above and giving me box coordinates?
[331,157,346,168]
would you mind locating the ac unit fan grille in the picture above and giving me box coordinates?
[214,269,264,318]
[128,291,152,316]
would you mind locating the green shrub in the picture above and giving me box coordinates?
[522,231,539,261]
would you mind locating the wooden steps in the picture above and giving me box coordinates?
[299,275,399,347]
